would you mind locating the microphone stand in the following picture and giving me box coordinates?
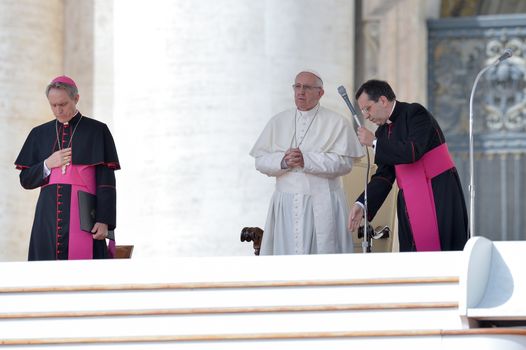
[468,51,511,238]
[351,116,372,253]
[360,133,372,253]
[337,86,372,253]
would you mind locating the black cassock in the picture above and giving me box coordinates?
[357,101,468,251]
[15,112,120,260]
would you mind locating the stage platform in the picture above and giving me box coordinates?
[0,237,525,349]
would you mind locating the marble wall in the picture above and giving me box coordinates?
[111,0,356,258]
[0,0,64,261]
[357,0,441,105]
[0,0,356,260]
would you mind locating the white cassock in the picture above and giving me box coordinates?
[250,104,364,255]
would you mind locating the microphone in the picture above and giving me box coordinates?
[467,48,512,238]
[496,48,513,64]
[337,84,371,253]
[337,85,362,127]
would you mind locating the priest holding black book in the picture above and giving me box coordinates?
[15,76,120,260]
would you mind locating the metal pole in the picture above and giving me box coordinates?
[468,65,490,238]
[468,59,504,238]
[362,147,371,253]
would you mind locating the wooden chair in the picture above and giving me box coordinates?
[240,227,263,255]
[114,245,134,259]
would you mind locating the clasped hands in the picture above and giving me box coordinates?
[45,148,72,169]
[283,148,304,168]
[283,147,367,233]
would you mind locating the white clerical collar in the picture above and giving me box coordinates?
[297,103,320,119]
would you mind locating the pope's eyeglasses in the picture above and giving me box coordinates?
[292,84,322,92]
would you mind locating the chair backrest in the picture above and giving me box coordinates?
[115,245,134,258]
[240,227,263,255]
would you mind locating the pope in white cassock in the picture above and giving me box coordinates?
[250,71,364,255]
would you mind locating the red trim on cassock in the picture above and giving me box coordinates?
[55,185,61,260]
[105,162,120,170]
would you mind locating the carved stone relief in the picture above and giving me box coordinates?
[428,15,526,153]
[484,38,526,132]
[428,15,526,240]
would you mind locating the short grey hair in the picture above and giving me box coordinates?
[45,82,78,99]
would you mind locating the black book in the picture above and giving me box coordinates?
[78,190,115,240]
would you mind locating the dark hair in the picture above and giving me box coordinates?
[355,79,396,102]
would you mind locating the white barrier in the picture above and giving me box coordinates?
[0,239,525,349]
[460,237,526,321]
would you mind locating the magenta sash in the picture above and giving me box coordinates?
[49,165,96,259]
[395,144,455,251]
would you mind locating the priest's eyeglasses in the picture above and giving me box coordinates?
[361,101,377,115]
[292,84,322,92]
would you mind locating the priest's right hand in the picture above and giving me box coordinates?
[357,127,375,147]
[45,148,72,169]
[348,203,364,231]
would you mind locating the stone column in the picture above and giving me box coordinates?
[358,0,441,103]
[111,0,355,257]
[63,0,114,126]
[63,0,95,117]
[0,0,64,260]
